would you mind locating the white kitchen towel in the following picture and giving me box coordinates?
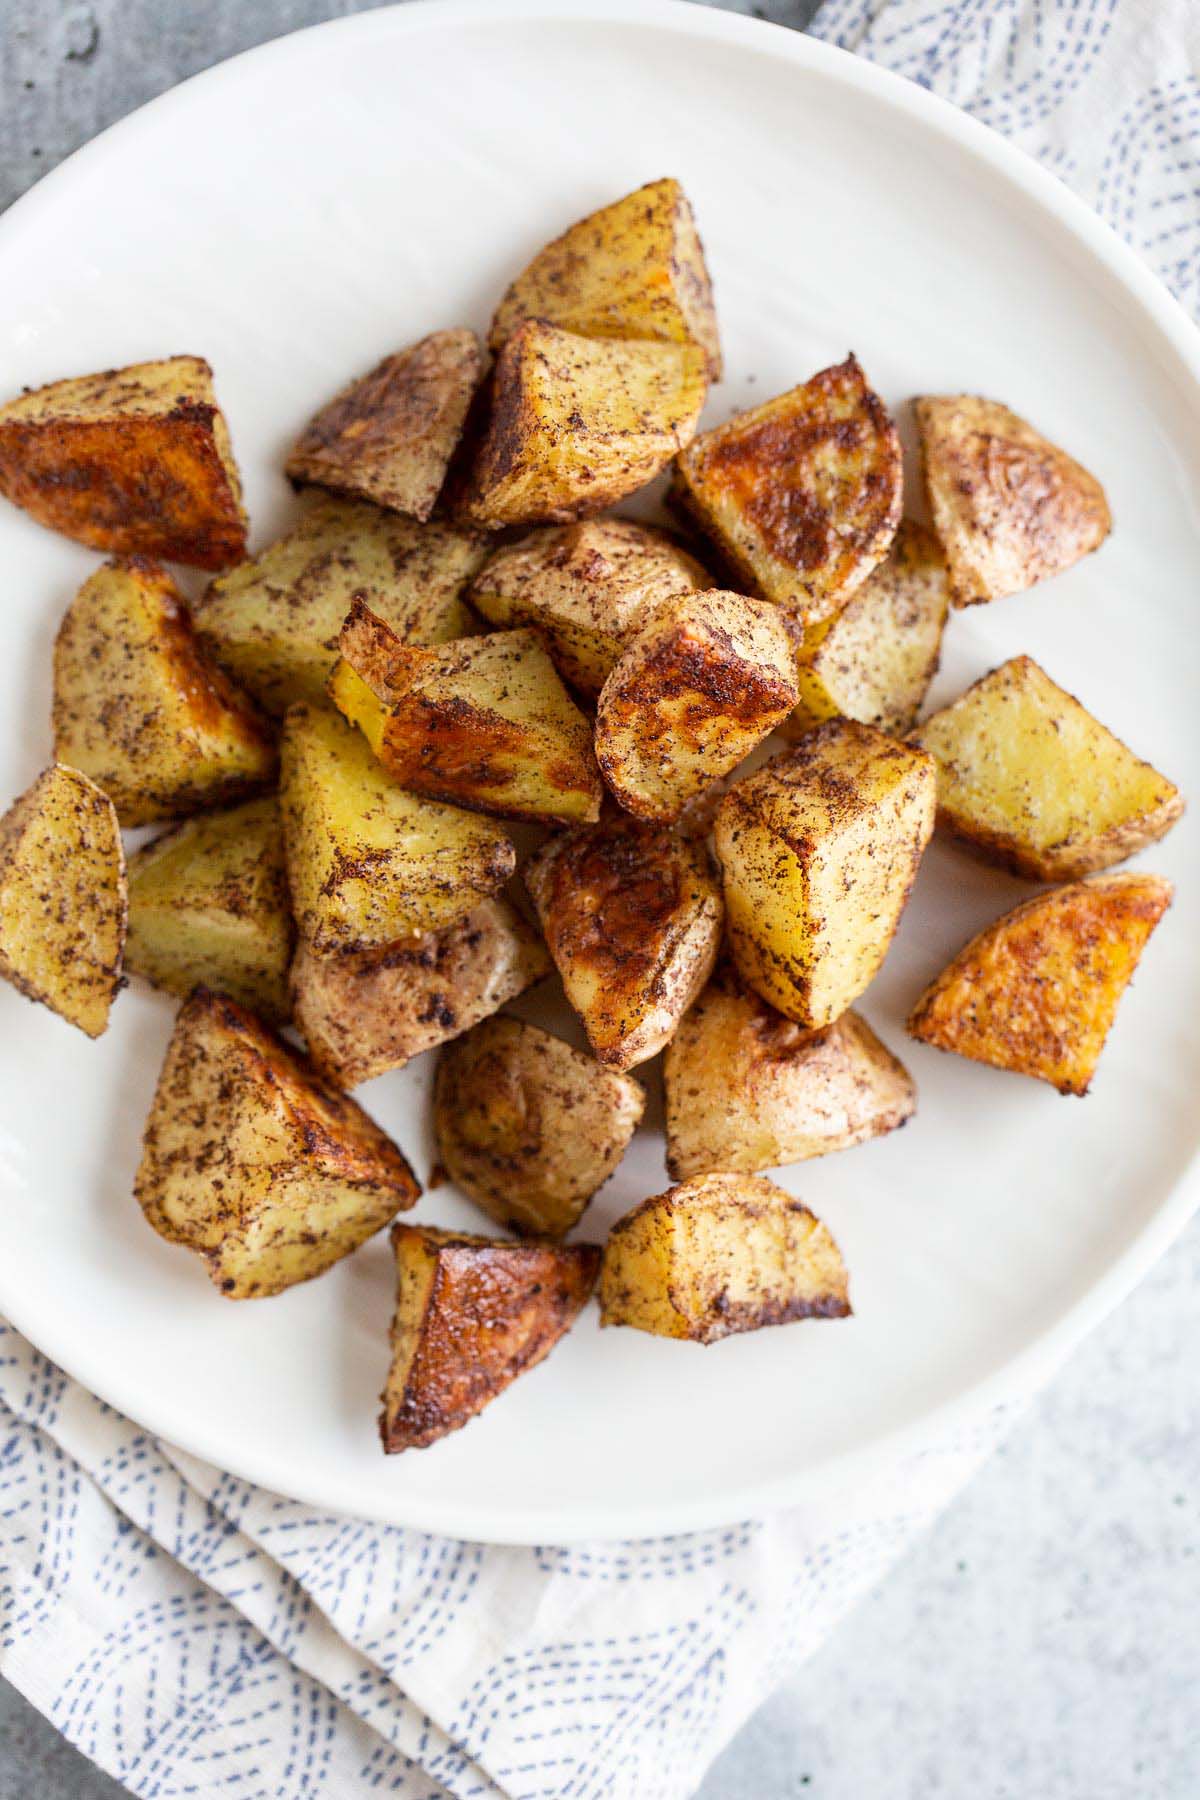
[1,3,1196,1797]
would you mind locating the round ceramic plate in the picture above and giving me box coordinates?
[0,0,1197,1544]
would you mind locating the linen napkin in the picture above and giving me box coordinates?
[2,3,1197,1796]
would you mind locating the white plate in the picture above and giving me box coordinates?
[0,0,1198,1545]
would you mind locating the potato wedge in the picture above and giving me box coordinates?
[330,602,602,823]
[910,655,1183,881]
[469,518,711,697]
[381,1224,599,1450]
[0,355,246,567]
[53,558,276,826]
[916,394,1111,607]
[285,329,484,521]
[125,796,292,1021]
[664,964,914,1179]
[193,496,488,714]
[135,987,419,1297]
[599,1172,849,1344]
[595,588,799,821]
[280,702,515,950]
[714,721,936,1028]
[488,177,722,378]
[525,815,722,1070]
[291,896,550,1088]
[434,1017,645,1236]
[0,763,125,1038]
[672,355,902,626]
[463,321,707,529]
[907,873,1172,1095]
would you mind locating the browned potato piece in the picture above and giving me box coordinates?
[434,1017,645,1236]
[488,177,722,378]
[525,815,723,1069]
[53,559,276,826]
[464,321,708,529]
[469,518,711,696]
[595,588,799,821]
[291,896,550,1088]
[125,796,293,1022]
[0,763,125,1037]
[381,1224,600,1450]
[916,395,1111,607]
[664,964,915,1179]
[285,330,484,522]
[135,987,419,1297]
[908,873,1172,1096]
[599,1172,849,1344]
[673,355,902,626]
[0,356,246,567]
[910,655,1183,880]
[714,722,936,1028]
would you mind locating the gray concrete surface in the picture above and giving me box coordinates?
[0,4,1196,1798]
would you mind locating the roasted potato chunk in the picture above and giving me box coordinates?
[673,355,902,625]
[0,355,246,567]
[0,764,125,1037]
[291,896,550,1088]
[910,655,1183,881]
[464,320,707,529]
[331,602,601,823]
[280,702,515,950]
[907,873,1172,1095]
[599,1172,850,1344]
[434,1017,645,1236]
[595,588,799,820]
[469,518,711,696]
[135,987,419,1297]
[285,329,484,521]
[525,815,722,1070]
[916,394,1111,606]
[193,496,487,714]
[780,520,949,738]
[664,964,915,1179]
[488,177,721,378]
[381,1224,599,1450]
[125,796,292,1021]
[53,559,276,826]
[714,721,936,1028]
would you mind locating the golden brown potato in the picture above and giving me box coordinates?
[291,896,550,1088]
[53,559,276,826]
[381,1224,600,1451]
[907,873,1172,1095]
[664,964,915,1179]
[0,763,125,1038]
[672,355,902,625]
[916,394,1111,607]
[434,1016,645,1236]
[285,329,484,521]
[910,655,1183,881]
[714,721,936,1028]
[599,1171,850,1344]
[595,588,799,820]
[330,601,602,823]
[525,815,723,1069]
[488,177,722,378]
[125,796,293,1022]
[135,987,419,1297]
[463,320,707,529]
[0,356,246,568]
[280,702,515,950]
[193,496,488,714]
[780,520,949,738]
[469,518,711,696]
